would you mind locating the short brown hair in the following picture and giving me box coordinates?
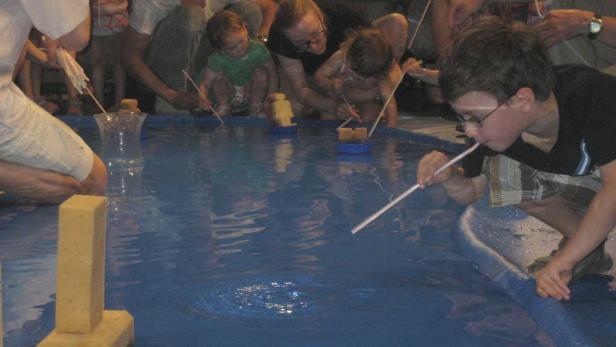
[342,28,393,79]
[439,16,556,103]
[207,10,245,50]
[272,0,323,33]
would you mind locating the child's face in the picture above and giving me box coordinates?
[222,26,249,59]
[452,91,525,152]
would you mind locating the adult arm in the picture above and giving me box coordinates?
[535,159,616,301]
[535,10,616,48]
[313,50,344,95]
[263,59,279,96]
[121,26,197,110]
[277,53,337,114]
[252,0,277,38]
[447,0,486,29]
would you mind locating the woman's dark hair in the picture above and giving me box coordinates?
[439,16,556,103]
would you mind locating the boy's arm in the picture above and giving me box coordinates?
[417,150,487,204]
[263,59,279,96]
[536,159,616,301]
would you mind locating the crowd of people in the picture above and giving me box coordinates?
[1,0,616,301]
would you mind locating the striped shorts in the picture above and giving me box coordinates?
[482,154,602,211]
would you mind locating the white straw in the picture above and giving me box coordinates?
[336,93,356,130]
[56,48,108,115]
[336,117,353,131]
[182,70,224,124]
[351,142,480,234]
[368,60,422,137]
[368,73,405,138]
[85,86,108,115]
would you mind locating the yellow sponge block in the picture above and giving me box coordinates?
[56,195,107,334]
[38,310,134,347]
[271,93,295,127]
[119,98,141,113]
[337,128,368,142]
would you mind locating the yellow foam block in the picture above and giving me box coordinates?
[271,93,295,127]
[353,128,367,140]
[337,128,367,142]
[55,195,107,334]
[337,128,354,141]
[38,310,134,347]
[270,93,287,102]
[120,99,138,110]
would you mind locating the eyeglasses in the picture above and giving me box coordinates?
[456,100,507,130]
[292,29,326,53]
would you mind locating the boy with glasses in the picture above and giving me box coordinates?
[416,16,616,301]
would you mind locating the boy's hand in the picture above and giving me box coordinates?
[535,257,572,301]
[416,151,453,186]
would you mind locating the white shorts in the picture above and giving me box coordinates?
[0,83,94,181]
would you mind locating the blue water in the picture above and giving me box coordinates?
[1,119,546,346]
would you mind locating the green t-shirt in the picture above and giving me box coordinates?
[207,40,271,86]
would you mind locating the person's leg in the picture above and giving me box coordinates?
[211,73,233,116]
[104,32,127,108]
[0,84,107,203]
[90,36,106,107]
[248,67,268,115]
[372,13,410,62]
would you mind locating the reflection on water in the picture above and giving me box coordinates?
[0,124,545,346]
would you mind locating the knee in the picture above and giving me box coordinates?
[252,67,268,84]
[82,154,107,196]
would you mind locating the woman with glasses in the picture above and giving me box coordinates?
[266,0,408,120]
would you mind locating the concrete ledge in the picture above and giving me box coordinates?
[455,204,594,346]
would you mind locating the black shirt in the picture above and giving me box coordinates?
[465,65,616,176]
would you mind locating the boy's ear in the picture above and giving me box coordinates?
[512,87,536,113]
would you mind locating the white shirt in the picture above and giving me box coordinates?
[0,0,89,87]
[129,0,240,36]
